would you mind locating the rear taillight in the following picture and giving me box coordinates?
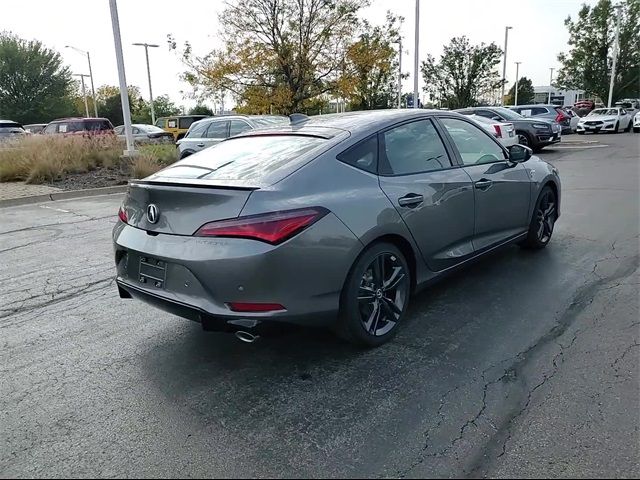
[493,125,503,138]
[194,207,329,244]
[555,109,569,124]
[228,302,285,312]
[118,206,128,224]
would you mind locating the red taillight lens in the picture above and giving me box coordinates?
[555,109,568,123]
[228,302,286,312]
[493,125,503,138]
[194,207,329,244]
[118,206,128,223]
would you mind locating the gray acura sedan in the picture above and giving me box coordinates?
[113,110,561,346]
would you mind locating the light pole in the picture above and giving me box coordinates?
[608,4,623,107]
[132,42,159,124]
[501,26,513,106]
[548,67,555,104]
[413,0,420,108]
[66,46,98,117]
[73,74,91,117]
[109,0,136,156]
[393,37,402,108]
[514,62,521,106]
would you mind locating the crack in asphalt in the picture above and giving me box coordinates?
[0,214,114,237]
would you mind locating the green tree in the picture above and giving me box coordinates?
[0,32,77,123]
[337,12,405,110]
[94,85,144,126]
[505,76,535,105]
[188,104,214,116]
[420,36,504,109]
[169,0,366,114]
[133,95,181,123]
[556,0,640,102]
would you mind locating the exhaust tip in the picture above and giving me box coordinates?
[235,330,259,343]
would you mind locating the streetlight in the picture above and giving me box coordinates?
[608,4,623,107]
[65,46,98,117]
[548,67,555,104]
[109,0,136,157]
[501,26,513,106]
[132,42,159,124]
[514,62,522,106]
[413,0,420,109]
[73,74,91,117]
[393,36,402,108]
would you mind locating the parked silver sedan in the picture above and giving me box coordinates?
[114,124,174,144]
[113,110,561,346]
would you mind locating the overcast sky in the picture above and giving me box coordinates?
[3,0,595,110]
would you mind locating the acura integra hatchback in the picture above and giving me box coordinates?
[113,110,561,346]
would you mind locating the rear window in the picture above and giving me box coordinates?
[250,117,289,128]
[155,135,326,181]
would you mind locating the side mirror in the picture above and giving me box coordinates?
[508,144,532,163]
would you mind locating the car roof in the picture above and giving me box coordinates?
[49,117,110,122]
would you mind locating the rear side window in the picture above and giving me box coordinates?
[167,119,178,129]
[185,121,208,138]
[205,121,228,139]
[84,120,112,131]
[230,120,252,137]
[440,117,506,165]
[337,136,377,174]
[179,117,199,129]
[155,135,326,181]
[44,124,57,134]
[380,119,451,176]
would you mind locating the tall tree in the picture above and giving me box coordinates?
[133,95,181,124]
[556,0,640,102]
[188,105,214,116]
[0,32,77,123]
[420,36,504,110]
[505,76,535,106]
[169,0,367,114]
[337,12,404,110]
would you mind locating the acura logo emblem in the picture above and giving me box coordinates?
[147,204,159,224]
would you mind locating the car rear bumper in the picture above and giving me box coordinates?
[112,213,361,329]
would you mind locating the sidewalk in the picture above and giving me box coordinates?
[0,182,62,201]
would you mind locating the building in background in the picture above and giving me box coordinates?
[533,86,586,106]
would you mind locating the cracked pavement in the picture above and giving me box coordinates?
[0,134,638,478]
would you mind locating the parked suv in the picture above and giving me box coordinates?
[509,104,572,134]
[43,118,114,136]
[0,120,26,141]
[155,115,210,142]
[455,107,561,152]
[177,115,288,159]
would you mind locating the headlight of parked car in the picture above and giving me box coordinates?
[532,123,551,129]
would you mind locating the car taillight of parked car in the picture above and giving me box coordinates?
[555,109,570,124]
[493,125,503,138]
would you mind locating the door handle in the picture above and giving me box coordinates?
[474,179,493,190]
[398,194,424,208]
[196,143,205,148]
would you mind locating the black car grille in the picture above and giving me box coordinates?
[585,121,603,126]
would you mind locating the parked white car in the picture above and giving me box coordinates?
[467,114,517,147]
[576,108,632,134]
[633,111,640,133]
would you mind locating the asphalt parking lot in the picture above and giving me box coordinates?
[1,133,638,478]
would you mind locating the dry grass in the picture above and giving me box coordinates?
[0,136,178,183]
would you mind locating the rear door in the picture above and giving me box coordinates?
[377,118,475,271]
[437,116,531,251]
[201,120,229,150]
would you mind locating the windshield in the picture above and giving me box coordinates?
[589,109,618,116]
[137,125,165,133]
[154,135,326,181]
[492,107,524,121]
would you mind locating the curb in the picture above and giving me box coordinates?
[0,185,128,208]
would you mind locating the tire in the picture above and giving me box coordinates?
[335,242,411,347]
[625,121,632,132]
[577,131,585,135]
[516,131,532,148]
[613,121,620,133]
[634,127,639,133]
[521,186,557,250]
[179,150,193,160]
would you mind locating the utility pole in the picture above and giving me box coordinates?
[132,43,159,124]
[73,74,91,117]
[501,26,513,105]
[608,4,623,107]
[393,37,403,108]
[548,67,555,104]
[413,0,420,108]
[66,46,98,116]
[514,62,521,106]
[109,0,136,156]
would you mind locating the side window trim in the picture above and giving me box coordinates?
[377,117,458,177]
[336,133,378,175]
[433,115,509,166]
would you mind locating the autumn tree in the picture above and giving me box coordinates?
[421,36,504,109]
[556,0,640,102]
[169,0,367,114]
[337,12,404,110]
[505,76,535,106]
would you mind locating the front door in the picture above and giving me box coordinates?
[438,116,531,252]
[377,118,475,271]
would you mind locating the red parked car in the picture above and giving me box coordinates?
[43,117,114,137]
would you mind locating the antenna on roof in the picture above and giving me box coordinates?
[289,113,310,125]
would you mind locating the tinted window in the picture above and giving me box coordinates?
[154,135,326,181]
[491,107,524,121]
[43,124,57,134]
[205,121,228,139]
[179,117,202,129]
[441,118,506,165]
[229,120,252,137]
[185,121,209,138]
[476,109,502,121]
[380,119,451,176]
[337,136,377,174]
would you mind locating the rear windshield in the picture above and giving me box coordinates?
[493,107,524,121]
[154,135,326,181]
[57,120,112,132]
